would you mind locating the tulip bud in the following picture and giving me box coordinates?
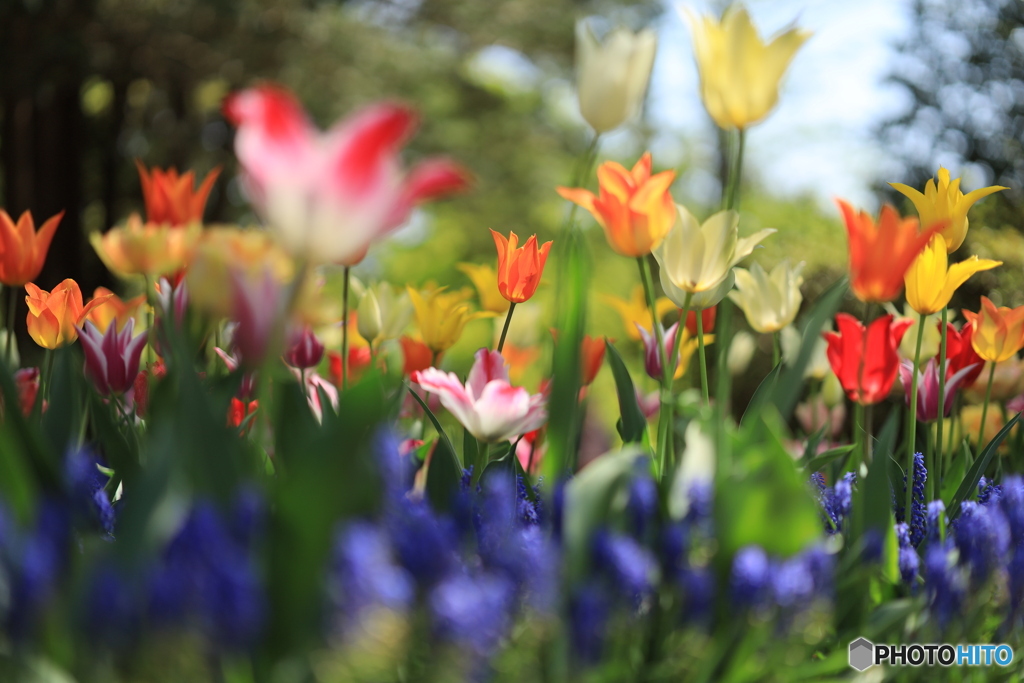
[284,326,325,370]
[575,20,657,134]
[727,331,756,377]
[822,371,845,408]
[357,290,382,343]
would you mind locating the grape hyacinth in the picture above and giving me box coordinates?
[896,452,927,547]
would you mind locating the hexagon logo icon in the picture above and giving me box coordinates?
[849,637,874,671]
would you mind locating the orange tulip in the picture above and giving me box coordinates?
[837,200,943,304]
[502,343,542,382]
[136,161,220,227]
[557,153,676,257]
[0,210,63,286]
[91,214,201,277]
[581,334,607,386]
[490,230,552,304]
[25,279,111,349]
[85,287,147,333]
[400,335,435,376]
[962,297,1024,363]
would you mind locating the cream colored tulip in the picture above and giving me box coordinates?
[357,289,383,343]
[887,302,941,362]
[729,261,804,334]
[576,20,658,134]
[654,205,774,308]
[352,281,413,343]
[780,324,830,380]
[727,330,756,376]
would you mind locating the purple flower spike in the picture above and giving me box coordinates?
[77,318,147,396]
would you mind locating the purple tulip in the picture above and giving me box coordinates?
[635,321,679,381]
[230,267,282,369]
[77,319,147,396]
[899,358,978,422]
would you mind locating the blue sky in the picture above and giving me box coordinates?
[643,0,916,210]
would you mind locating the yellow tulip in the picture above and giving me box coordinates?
[962,297,1024,363]
[602,285,675,342]
[575,20,657,134]
[687,6,810,130]
[904,234,1000,315]
[674,328,713,380]
[408,286,493,354]
[91,214,201,278]
[654,205,774,307]
[890,167,1007,252]
[728,261,804,334]
[457,263,509,314]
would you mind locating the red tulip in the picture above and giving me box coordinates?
[823,313,912,405]
[684,306,716,336]
[943,320,985,387]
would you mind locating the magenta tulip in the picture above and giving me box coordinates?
[899,358,979,423]
[284,325,325,370]
[77,318,147,395]
[635,321,678,381]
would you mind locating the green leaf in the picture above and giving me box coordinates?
[563,447,642,581]
[940,444,966,506]
[741,362,782,425]
[463,427,479,476]
[947,412,1020,521]
[603,340,646,443]
[425,435,462,512]
[41,346,84,456]
[406,383,460,471]
[803,444,854,473]
[773,278,847,419]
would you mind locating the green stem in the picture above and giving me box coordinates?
[723,129,747,211]
[638,256,672,477]
[5,285,16,366]
[496,302,516,353]
[41,348,54,404]
[696,311,709,406]
[853,401,865,472]
[926,424,935,503]
[906,312,926,523]
[935,308,948,489]
[978,361,997,449]
[566,134,601,233]
[341,265,350,390]
[772,330,781,368]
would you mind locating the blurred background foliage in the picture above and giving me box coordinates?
[1,0,1023,419]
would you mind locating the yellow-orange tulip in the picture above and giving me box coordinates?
[91,214,201,278]
[557,153,676,257]
[602,285,675,342]
[491,230,552,304]
[408,286,493,354]
[457,263,508,314]
[890,167,1007,252]
[687,6,810,130]
[85,287,147,333]
[962,297,1024,363]
[25,279,110,349]
[837,200,942,304]
[0,209,62,286]
[904,235,1001,316]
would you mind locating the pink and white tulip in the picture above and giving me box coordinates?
[899,358,979,423]
[230,267,283,368]
[77,318,147,395]
[290,367,339,424]
[413,348,547,443]
[223,85,470,266]
[635,321,678,380]
[284,325,325,370]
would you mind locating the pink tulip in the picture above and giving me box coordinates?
[290,367,338,423]
[899,358,979,423]
[214,346,257,400]
[223,85,470,266]
[284,325,325,370]
[635,321,678,380]
[413,348,547,443]
[230,267,283,368]
[77,318,147,395]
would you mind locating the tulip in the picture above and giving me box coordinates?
[823,314,913,405]
[602,285,675,342]
[228,398,259,433]
[135,161,220,227]
[729,261,804,334]
[501,343,541,383]
[328,347,373,386]
[580,334,607,386]
[654,204,774,303]
[154,277,189,329]
[491,230,552,304]
[413,348,547,443]
[408,286,492,354]
[230,267,284,368]
[684,306,716,336]
[780,324,831,380]
[357,282,414,341]
[291,367,339,423]
[357,290,383,343]
[399,336,434,376]
[959,404,1008,448]
[962,358,1024,403]
[890,167,1007,252]
[91,214,201,278]
[13,368,41,416]
[837,200,943,304]
[904,235,1000,315]
[795,394,845,439]
[944,321,985,386]
[284,326,325,370]
[891,303,941,362]
[132,360,166,418]
[214,347,257,400]
[687,6,810,130]
[25,279,110,349]
[636,322,709,381]
[727,330,756,377]
[557,153,676,257]
[961,297,1024,363]
[223,85,470,266]
[575,20,657,134]
[899,359,978,423]
[77,319,148,396]
[515,428,547,475]
[85,287,147,333]
[457,263,508,314]
[0,209,62,286]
